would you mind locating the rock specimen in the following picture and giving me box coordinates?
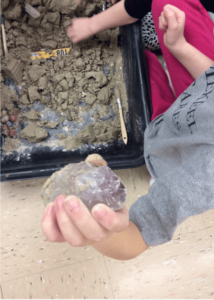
[41,161,127,211]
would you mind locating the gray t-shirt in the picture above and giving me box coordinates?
[129,65,214,247]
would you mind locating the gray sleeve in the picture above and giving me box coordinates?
[129,165,214,247]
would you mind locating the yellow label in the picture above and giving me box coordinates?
[31,47,71,60]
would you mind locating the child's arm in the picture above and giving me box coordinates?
[41,155,148,261]
[67,0,138,44]
[93,220,148,260]
[160,5,214,80]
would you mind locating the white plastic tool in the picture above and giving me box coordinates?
[0,13,8,56]
[115,88,128,145]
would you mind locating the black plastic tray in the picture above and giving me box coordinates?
[1,20,152,182]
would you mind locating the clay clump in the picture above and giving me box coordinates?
[19,123,48,143]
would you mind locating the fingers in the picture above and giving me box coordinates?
[66,24,75,42]
[112,0,117,4]
[159,11,168,31]
[163,6,178,31]
[42,194,129,247]
[66,18,92,44]
[85,154,107,167]
[41,202,65,243]
[66,21,79,44]
[163,5,185,29]
[64,195,108,242]
[164,4,185,24]
[55,195,92,247]
[159,5,185,32]
[92,204,129,232]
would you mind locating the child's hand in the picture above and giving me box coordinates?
[107,0,117,4]
[159,4,187,51]
[41,155,129,247]
[67,18,95,44]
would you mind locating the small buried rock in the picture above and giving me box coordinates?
[19,123,48,143]
[2,115,9,123]
[41,161,127,211]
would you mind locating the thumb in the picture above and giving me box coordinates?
[92,204,129,232]
[163,6,178,31]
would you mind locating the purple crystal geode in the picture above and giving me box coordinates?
[41,162,127,211]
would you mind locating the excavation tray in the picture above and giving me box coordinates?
[1,21,152,182]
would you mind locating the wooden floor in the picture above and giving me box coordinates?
[1,165,214,299]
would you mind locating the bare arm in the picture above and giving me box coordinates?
[170,42,214,80]
[93,221,148,260]
[90,0,138,34]
[67,0,138,43]
[160,5,214,80]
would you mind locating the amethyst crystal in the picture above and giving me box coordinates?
[41,162,126,211]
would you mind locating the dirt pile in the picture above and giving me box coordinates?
[1,0,128,154]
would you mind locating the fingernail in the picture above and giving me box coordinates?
[56,196,65,208]
[93,208,107,220]
[46,203,54,215]
[65,195,80,212]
